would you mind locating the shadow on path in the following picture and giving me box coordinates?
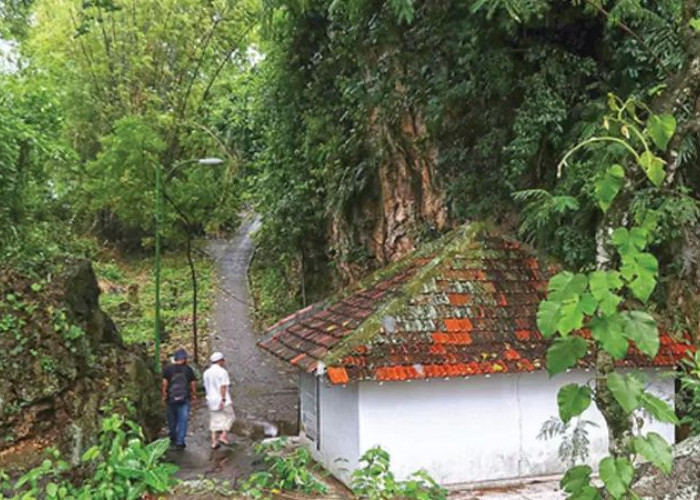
[167,216,299,484]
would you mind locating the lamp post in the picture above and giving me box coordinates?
[154,157,224,373]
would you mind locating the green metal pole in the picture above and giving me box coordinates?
[154,162,163,374]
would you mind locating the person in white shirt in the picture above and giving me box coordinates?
[202,351,235,449]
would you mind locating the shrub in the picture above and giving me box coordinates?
[0,414,178,500]
[352,447,447,500]
[239,438,328,499]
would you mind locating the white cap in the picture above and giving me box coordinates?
[210,352,224,363]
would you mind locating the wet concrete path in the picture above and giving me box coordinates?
[167,216,298,483]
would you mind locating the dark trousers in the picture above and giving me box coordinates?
[167,400,190,446]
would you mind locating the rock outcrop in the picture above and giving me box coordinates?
[0,260,161,468]
[633,435,700,500]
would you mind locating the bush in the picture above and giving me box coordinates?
[0,414,178,500]
[239,438,328,499]
[352,447,447,500]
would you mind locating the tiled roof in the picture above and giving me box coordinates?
[258,224,694,384]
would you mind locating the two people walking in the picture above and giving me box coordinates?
[162,348,235,450]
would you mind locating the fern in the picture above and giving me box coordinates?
[513,189,580,242]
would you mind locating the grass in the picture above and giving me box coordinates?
[93,247,215,367]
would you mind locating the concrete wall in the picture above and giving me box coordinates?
[356,369,675,486]
[300,373,360,485]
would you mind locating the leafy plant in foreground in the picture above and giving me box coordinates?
[530,96,686,500]
[1,414,178,500]
[239,438,328,499]
[351,447,447,500]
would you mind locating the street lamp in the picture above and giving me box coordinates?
[154,157,224,373]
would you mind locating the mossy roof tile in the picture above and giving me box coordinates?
[258,224,694,384]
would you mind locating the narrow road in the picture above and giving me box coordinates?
[169,216,298,483]
[207,216,299,429]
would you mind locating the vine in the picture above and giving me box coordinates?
[534,96,684,499]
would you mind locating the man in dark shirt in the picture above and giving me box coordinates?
[162,348,197,449]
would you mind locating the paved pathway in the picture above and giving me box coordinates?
[167,217,298,483]
[451,480,564,500]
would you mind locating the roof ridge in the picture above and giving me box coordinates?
[322,222,487,365]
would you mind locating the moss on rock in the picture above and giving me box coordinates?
[0,260,162,469]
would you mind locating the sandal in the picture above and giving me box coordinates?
[211,443,220,450]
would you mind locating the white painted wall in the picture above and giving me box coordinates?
[300,373,360,485]
[356,369,675,486]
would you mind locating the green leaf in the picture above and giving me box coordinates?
[560,465,593,493]
[599,456,634,499]
[633,432,672,475]
[552,195,580,213]
[647,114,676,152]
[691,18,700,32]
[611,227,647,255]
[537,300,561,338]
[622,311,659,358]
[607,372,644,413]
[546,336,588,376]
[557,384,592,423]
[81,446,100,462]
[595,164,625,212]
[625,253,658,303]
[548,272,588,302]
[589,271,623,315]
[638,151,666,187]
[46,483,58,497]
[570,485,604,500]
[640,393,679,425]
[557,297,587,336]
[590,314,628,359]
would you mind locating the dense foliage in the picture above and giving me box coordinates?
[0,414,177,500]
[1,0,258,268]
[232,0,700,323]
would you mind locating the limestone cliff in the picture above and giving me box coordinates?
[329,108,448,282]
[633,434,700,500]
[0,260,161,468]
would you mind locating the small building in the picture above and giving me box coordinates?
[258,224,688,488]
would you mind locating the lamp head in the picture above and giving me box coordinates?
[197,157,224,165]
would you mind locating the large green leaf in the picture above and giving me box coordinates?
[611,227,647,255]
[641,393,679,425]
[599,456,634,499]
[589,270,623,315]
[594,164,625,213]
[590,314,628,359]
[622,311,659,358]
[146,438,171,465]
[569,486,603,500]
[537,300,561,338]
[546,336,588,376]
[647,114,676,152]
[557,294,596,336]
[638,151,666,187]
[548,272,588,302]
[557,384,592,423]
[633,432,672,475]
[560,465,593,493]
[621,252,658,303]
[607,372,644,413]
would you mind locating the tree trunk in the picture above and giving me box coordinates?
[594,221,633,457]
